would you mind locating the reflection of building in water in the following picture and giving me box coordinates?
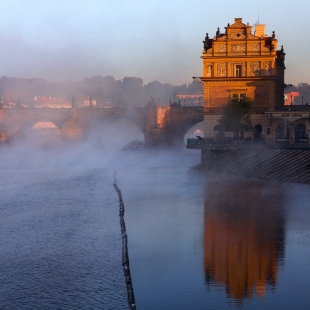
[204,178,285,303]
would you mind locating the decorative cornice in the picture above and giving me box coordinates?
[203,53,274,58]
[198,76,279,84]
[216,35,227,41]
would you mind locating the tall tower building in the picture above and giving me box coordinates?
[199,18,286,139]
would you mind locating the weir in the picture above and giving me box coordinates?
[194,146,310,184]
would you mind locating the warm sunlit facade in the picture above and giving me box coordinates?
[34,96,72,108]
[199,18,286,140]
[284,91,300,105]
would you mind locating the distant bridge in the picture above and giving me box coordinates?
[0,105,203,146]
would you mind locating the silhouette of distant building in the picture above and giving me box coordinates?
[79,97,97,107]
[34,96,71,108]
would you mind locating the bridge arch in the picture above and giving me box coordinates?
[10,117,60,135]
[80,108,147,145]
[184,121,204,143]
[81,107,147,134]
[171,115,204,144]
[99,117,145,150]
[8,116,62,143]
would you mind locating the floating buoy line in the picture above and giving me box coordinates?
[114,171,136,310]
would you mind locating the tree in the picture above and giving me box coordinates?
[296,82,310,105]
[220,97,252,143]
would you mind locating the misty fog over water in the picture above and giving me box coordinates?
[1,137,310,309]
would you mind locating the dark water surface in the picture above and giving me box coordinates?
[1,146,310,309]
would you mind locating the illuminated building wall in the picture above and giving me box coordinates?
[199,18,286,139]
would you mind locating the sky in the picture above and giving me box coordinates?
[0,0,309,86]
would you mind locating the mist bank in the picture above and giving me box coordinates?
[0,75,202,108]
[0,135,201,173]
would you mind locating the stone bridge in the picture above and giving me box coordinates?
[0,105,203,146]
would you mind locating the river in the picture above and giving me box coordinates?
[1,143,310,309]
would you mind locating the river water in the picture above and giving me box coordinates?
[1,143,310,309]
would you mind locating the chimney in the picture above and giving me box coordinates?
[255,24,265,37]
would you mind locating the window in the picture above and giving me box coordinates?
[232,93,246,101]
[235,65,242,77]
[239,94,246,101]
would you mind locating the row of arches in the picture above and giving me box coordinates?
[13,118,202,149]
[13,117,309,148]
[24,119,145,149]
[213,124,264,140]
[212,121,308,142]
[275,123,307,141]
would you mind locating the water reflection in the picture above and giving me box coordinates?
[204,177,285,304]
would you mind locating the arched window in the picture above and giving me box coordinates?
[295,123,306,141]
[214,124,224,136]
[253,125,262,140]
[275,123,289,140]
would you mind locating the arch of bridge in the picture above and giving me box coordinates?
[8,115,64,137]
[74,107,147,132]
[168,115,204,137]
[3,109,72,136]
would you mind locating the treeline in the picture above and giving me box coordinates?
[1,76,310,107]
[0,75,202,107]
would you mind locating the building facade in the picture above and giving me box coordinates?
[198,18,287,141]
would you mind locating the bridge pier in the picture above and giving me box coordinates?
[61,115,84,141]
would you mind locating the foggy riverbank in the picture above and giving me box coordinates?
[1,142,310,309]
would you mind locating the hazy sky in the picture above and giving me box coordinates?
[0,0,308,85]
